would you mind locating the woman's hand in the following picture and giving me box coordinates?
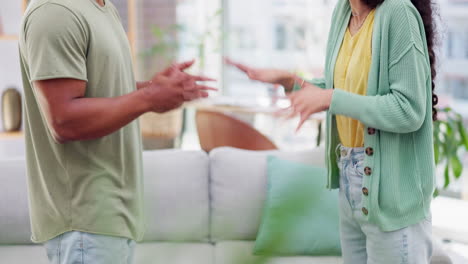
[225,57,296,91]
[285,83,334,131]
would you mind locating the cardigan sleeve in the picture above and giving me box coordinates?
[293,77,326,91]
[328,44,429,133]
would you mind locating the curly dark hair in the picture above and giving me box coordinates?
[362,0,439,121]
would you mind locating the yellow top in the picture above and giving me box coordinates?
[334,10,375,148]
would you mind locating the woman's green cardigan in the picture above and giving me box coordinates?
[307,0,435,231]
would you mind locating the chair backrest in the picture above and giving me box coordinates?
[195,110,277,152]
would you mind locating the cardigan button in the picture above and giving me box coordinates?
[364,167,372,176]
[368,128,376,135]
[366,147,374,156]
[362,207,369,216]
[362,187,369,196]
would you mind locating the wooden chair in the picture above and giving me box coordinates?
[196,110,278,152]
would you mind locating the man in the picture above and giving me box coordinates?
[18,0,215,263]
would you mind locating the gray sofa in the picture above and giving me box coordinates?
[0,147,452,264]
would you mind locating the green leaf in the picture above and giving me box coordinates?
[151,26,165,39]
[434,141,440,164]
[457,120,468,149]
[451,156,463,178]
[169,24,185,31]
[442,107,452,113]
[433,188,439,198]
[214,8,223,16]
[444,165,450,189]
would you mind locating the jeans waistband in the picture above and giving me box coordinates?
[336,144,365,160]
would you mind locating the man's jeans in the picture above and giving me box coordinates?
[337,145,433,264]
[44,231,135,264]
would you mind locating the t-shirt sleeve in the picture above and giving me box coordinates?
[24,4,88,82]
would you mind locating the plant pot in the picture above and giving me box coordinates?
[2,88,22,132]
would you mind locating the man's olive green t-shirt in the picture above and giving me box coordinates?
[19,0,145,243]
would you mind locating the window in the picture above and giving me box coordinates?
[465,31,468,59]
[447,31,453,59]
[275,23,287,50]
[294,26,306,51]
[451,78,468,100]
[223,0,337,96]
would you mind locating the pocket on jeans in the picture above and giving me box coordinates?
[353,159,365,176]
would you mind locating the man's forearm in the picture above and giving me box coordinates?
[51,89,150,143]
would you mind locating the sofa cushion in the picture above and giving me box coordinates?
[0,245,49,264]
[215,241,342,264]
[254,157,341,256]
[0,158,33,245]
[142,150,210,242]
[209,147,325,241]
[134,242,214,264]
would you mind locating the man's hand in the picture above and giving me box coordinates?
[137,60,201,89]
[142,60,217,113]
[33,60,216,143]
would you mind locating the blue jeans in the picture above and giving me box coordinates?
[337,145,433,264]
[44,231,136,264]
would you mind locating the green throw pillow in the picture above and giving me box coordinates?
[253,156,341,256]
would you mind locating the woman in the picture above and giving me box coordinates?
[227,0,437,262]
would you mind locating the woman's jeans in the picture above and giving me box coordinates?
[337,145,433,264]
[44,231,136,264]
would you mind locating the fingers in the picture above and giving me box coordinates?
[274,107,292,118]
[199,91,209,98]
[183,90,210,101]
[186,73,217,82]
[224,57,237,66]
[235,63,251,73]
[224,57,251,73]
[180,77,218,91]
[157,60,195,78]
[192,85,218,92]
[296,111,311,132]
[176,59,196,71]
[277,91,313,132]
[159,63,179,76]
[182,83,217,101]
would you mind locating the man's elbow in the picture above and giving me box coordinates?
[50,120,78,144]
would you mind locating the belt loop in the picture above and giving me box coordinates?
[335,143,342,162]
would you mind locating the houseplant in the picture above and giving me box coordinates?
[141,9,223,149]
[433,107,468,196]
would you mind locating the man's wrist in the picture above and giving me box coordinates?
[136,80,150,89]
[135,87,155,113]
